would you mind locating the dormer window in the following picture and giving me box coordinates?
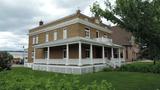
[95,19,100,24]
[96,31,99,38]
[85,27,90,38]
[45,33,49,42]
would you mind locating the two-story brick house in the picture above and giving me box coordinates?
[26,10,125,74]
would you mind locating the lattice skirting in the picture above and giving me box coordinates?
[32,64,107,74]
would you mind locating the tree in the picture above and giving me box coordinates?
[0,51,13,70]
[91,0,160,64]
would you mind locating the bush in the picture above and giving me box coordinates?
[0,51,13,71]
[117,62,160,74]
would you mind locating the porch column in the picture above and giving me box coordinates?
[102,46,105,64]
[47,47,50,64]
[90,44,93,65]
[33,48,36,63]
[66,43,69,65]
[78,41,82,66]
[118,48,121,59]
[111,47,114,59]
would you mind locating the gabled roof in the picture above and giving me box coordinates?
[111,26,133,46]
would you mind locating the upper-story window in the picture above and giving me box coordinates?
[53,31,57,40]
[35,35,38,44]
[45,33,49,42]
[96,31,99,38]
[63,28,67,39]
[85,27,90,38]
[32,36,36,44]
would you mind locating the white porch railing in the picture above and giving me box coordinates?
[94,37,112,45]
[82,58,92,65]
[48,59,66,65]
[34,58,124,67]
[93,58,103,64]
[68,59,79,65]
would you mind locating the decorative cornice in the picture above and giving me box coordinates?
[29,18,112,36]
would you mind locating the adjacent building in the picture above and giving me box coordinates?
[26,10,125,74]
[111,26,139,62]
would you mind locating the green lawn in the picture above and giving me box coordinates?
[0,67,160,90]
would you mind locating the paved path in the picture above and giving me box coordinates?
[12,64,24,67]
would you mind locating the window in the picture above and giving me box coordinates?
[44,50,48,59]
[54,31,57,40]
[113,48,118,58]
[45,33,49,42]
[96,31,99,38]
[85,28,90,38]
[35,35,38,44]
[32,36,36,44]
[85,48,90,58]
[63,48,66,58]
[63,29,67,39]
[32,51,34,59]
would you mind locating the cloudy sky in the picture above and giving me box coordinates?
[0,0,114,51]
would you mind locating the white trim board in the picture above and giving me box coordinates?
[29,18,112,36]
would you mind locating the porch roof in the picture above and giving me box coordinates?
[34,37,123,48]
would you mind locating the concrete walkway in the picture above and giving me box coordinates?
[12,64,24,67]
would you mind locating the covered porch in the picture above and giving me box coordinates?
[33,37,125,67]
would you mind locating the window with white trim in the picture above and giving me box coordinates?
[85,28,90,38]
[32,51,34,59]
[32,36,36,44]
[35,35,38,44]
[63,29,67,39]
[44,50,48,59]
[53,31,57,40]
[85,48,90,58]
[63,48,66,58]
[45,33,49,42]
[96,31,99,38]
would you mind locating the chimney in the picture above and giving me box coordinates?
[76,9,81,15]
[39,20,43,26]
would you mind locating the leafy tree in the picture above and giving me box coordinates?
[0,51,13,70]
[91,0,160,64]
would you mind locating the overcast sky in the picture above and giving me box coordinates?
[0,0,114,51]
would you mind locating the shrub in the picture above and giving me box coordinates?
[103,62,160,74]
[117,62,160,74]
[0,51,13,71]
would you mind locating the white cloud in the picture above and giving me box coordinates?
[0,0,115,51]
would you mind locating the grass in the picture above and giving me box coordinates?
[0,67,160,90]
